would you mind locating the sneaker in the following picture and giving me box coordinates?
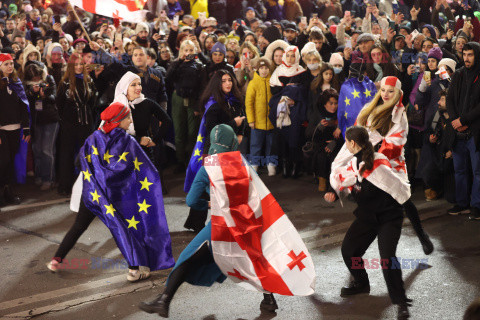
[447,205,470,216]
[40,182,53,191]
[47,259,61,272]
[127,267,150,282]
[469,207,480,220]
[267,165,276,176]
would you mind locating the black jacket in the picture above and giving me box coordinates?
[56,77,97,127]
[447,42,480,150]
[0,81,30,132]
[26,75,60,125]
[131,98,172,145]
[166,59,207,102]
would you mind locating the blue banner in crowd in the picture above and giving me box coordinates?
[79,128,174,271]
[337,76,377,137]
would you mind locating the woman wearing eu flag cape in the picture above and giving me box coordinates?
[47,102,174,282]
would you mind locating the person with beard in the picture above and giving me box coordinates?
[90,43,168,112]
[446,42,480,219]
[135,22,158,53]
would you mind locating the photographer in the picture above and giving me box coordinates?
[24,61,59,191]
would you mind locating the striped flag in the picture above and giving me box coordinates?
[70,0,148,22]
[204,151,316,296]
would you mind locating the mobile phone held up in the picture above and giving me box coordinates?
[53,15,61,24]
[186,54,197,60]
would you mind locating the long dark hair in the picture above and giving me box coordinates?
[59,53,91,99]
[199,69,242,113]
[365,44,399,80]
[345,126,375,176]
[311,63,340,92]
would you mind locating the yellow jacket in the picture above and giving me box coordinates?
[245,72,274,130]
[190,0,208,19]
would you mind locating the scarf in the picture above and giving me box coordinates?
[270,45,306,87]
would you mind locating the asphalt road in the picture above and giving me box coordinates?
[0,169,479,320]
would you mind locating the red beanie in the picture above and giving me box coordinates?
[0,53,13,66]
[99,102,131,134]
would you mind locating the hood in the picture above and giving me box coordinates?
[22,44,41,71]
[464,41,480,74]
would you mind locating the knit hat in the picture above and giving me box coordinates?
[438,58,457,72]
[99,102,131,134]
[72,38,88,48]
[254,57,272,71]
[262,25,282,44]
[210,41,226,56]
[422,24,436,38]
[428,47,443,61]
[135,22,150,34]
[381,76,402,92]
[301,42,317,56]
[0,53,13,66]
[356,33,375,43]
[329,52,344,67]
[246,7,255,13]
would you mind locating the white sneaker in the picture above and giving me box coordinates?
[267,165,276,176]
[127,266,150,282]
[47,259,61,272]
[252,165,259,172]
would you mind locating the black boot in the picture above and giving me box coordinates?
[419,232,434,255]
[397,303,410,319]
[340,280,370,297]
[139,293,171,318]
[260,293,278,312]
[282,159,290,178]
[4,186,20,205]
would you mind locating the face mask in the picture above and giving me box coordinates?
[333,67,342,74]
[307,63,320,70]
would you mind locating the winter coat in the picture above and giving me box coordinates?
[26,75,60,125]
[245,72,274,131]
[166,58,206,102]
[190,0,208,19]
[56,77,97,127]
[283,1,303,21]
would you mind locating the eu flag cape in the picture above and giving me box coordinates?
[79,128,174,270]
[11,79,30,184]
[337,77,377,137]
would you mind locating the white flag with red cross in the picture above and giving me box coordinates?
[204,151,315,296]
[70,0,148,22]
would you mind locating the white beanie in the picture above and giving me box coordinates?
[438,58,457,73]
[301,42,317,56]
[329,52,344,67]
[135,22,150,34]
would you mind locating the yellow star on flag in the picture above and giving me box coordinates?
[194,148,201,157]
[85,154,92,163]
[197,134,203,143]
[103,150,114,164]
[345,111,348,119]
[197,156,203,163]
[137,199,151,214]
[92,145,99,155]
[344,97,351,106]
[126,216,140,230]
[352,89,360,98]
[118,152,129,162]
[133,157,143,171]
[104,204,116,217]
[83,169,92,182]
[364,89,372,97]
[90,190,101,203]
[139,177,153,191]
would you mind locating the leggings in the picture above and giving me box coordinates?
[53,201,138,270]
[164,243,214,297]
[403,198,426,238]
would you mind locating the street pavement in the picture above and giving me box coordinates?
[0,168,479,320]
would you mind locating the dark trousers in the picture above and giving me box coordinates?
[58,122,92,191]
[0,129,21,187]
[403,198,426,239]
[341,216,407,304]
[53,201,138,269]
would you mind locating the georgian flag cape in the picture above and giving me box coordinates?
[331,97,410,204]
[330,152,411,205]
[204,151,315,296]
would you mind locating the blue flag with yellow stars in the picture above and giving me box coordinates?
[79,128,175,271]
[184,96,217,193]
[337,76,377,138]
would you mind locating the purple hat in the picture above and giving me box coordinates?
[428,47,443,61]
[210,41,226,56]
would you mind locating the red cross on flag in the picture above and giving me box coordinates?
[70,0,148,22]
[204,151,316,296]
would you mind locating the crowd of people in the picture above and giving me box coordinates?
[1,0,480,318]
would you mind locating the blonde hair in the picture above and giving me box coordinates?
[239,40,260,59]
[356,89,402,136]
[304,51,322,62]
[180,39,195,52]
